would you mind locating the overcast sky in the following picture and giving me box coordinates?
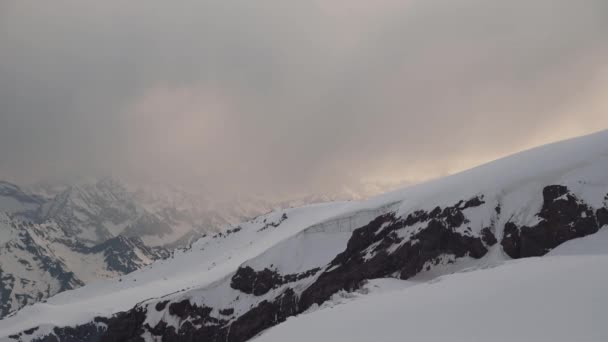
[1,0,607,197]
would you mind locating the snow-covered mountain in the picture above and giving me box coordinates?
[0,178,187,318]
[2,129,608,341]
[0,177,383,320]
[28,178,392,247]
[31,179,232,245]
[0,213,165,318]
[0,182,43,218]
[0,180,171,317]
[38,178,154,244]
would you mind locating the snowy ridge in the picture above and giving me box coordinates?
[0,201,357,338]
[2,129,608,341]
[0,176,361,318]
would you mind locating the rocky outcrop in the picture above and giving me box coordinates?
[231,267,282,296]
[301,201,489,309]
[501,185,600,258]
[225,289,299,342]
[481,227,498,246]
[231,266,320,296]
[597,207,608,228]
[257,213,288,232]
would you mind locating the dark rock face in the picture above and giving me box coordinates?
[257,213,288,232]
[231,266,321,296]
[481,227,498,246]
[41,322,106,342]
[98,309,148,342]
[226,289,298,342]
[501,222,521,258]
[149,301,228,341]
[501,185,600,258]
[155,300,169,312]
[219,308,234,316]
[597,207,608,228]
[301,207,488,309]
[231,267,282,296]
[34,309,149,342]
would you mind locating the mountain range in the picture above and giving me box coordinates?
[1,130,607,341]
[0,178,389,319]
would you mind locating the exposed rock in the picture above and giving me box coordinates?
[98,308,148,342]
[231,266,321,296]
[24,327,39,335]
[597,207,608,228]
[301,214,488,310]
[460,195,486,210]
[501,222,521,258]
[231,267,282,296]
[226,289,298,342]
[155,301,169,312]
[169,300,211,320]
[257,213,288,232]
[501,185,599,258]
[219,308,234,316]
[481,227,498,246]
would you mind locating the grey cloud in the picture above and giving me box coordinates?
[1,0,607,196]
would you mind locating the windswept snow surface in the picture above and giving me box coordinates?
[255,254,608,342]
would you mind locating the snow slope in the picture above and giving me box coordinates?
[1,176,360,318]
[2,129,608,341]
[0,201,361,337]
[255,253,608,342]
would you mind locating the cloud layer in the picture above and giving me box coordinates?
[1,0,607,196]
